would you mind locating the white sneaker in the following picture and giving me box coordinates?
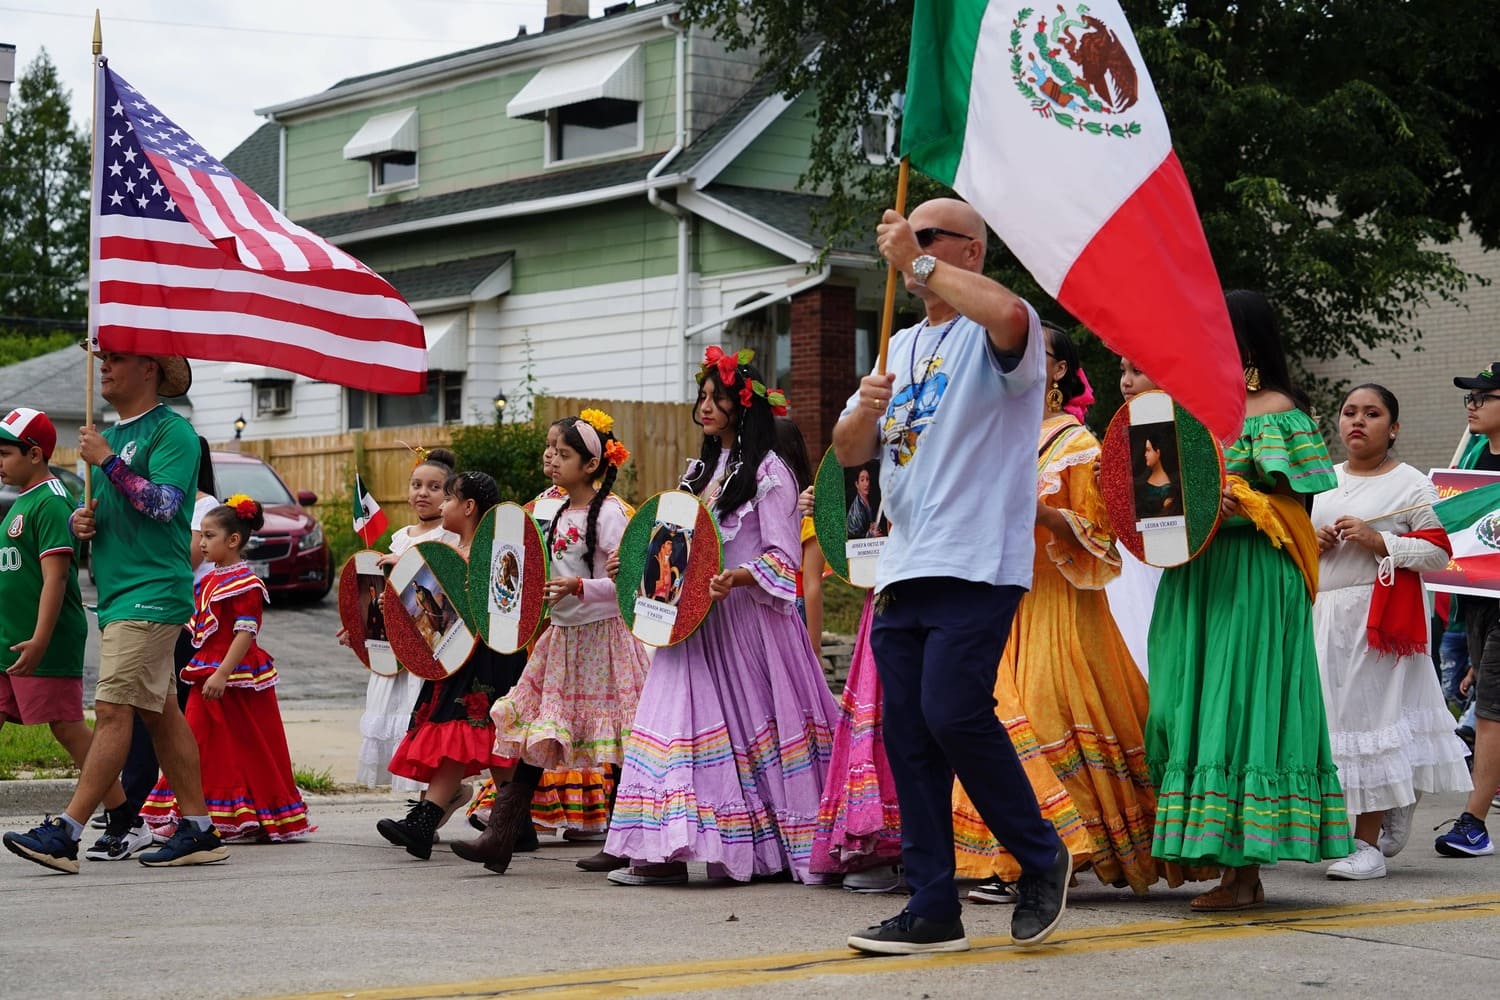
[1379,800,1418,858]
[1326,840,1387,880]
[84,823,155,861]
[842,865,907,893]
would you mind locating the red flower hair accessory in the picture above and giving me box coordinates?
[696,346,790,415]
[224,493,259,519]
[604,439,630,468]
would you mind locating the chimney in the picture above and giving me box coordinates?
[544,0,590,33]
[0,44,16,124]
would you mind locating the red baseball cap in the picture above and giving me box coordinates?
[0,407,58,460]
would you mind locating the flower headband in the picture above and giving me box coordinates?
[696,346,789,416]
[223,493,259,519]
[573,410,631,469]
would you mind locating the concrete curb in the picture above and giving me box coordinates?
[0,780,409,818]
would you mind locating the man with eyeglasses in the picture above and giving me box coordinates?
[834,198,1069,955]
[1436,364,1500,859]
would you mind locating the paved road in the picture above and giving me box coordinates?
[0,795,1496,1000]
[81,580,366,709]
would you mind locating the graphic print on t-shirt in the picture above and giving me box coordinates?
[881,352,949,467]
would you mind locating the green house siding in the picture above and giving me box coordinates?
[714,92,821,193]
[284,36,679,220]
[696,221,785,276]
[353,201,679,297]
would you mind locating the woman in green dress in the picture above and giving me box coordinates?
[1145,290,1352,911]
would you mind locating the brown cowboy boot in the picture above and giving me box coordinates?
[450,780,531,873]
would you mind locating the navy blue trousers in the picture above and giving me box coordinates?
[120,631,194,817]
[871,577,1061,921]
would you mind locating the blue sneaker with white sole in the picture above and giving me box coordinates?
[138,822,228,867]
[3,816,81,874]
[1434,812,1494,857]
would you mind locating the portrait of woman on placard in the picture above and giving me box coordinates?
[845,462,885,539]
[1131,424,1182,520]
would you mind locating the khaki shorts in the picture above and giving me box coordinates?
[97,621,180,712]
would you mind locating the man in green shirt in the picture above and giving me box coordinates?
[4,352,227,874]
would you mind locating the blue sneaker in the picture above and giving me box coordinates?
[3,816,81,874]
[138,822,229,868]
[1434,813,1494,857]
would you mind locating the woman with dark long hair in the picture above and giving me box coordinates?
[602,347,839,885]
[1145,290,1352,909]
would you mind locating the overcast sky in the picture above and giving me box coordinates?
[3,0,619,158]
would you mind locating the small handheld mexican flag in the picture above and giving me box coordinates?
[352,471,388,547]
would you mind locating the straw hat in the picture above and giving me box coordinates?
[81,343,193,397]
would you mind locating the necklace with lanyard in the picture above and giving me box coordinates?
[901,316,960,437]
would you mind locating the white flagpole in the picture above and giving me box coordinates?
[84,9,102,500]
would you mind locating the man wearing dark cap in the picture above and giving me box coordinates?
[1435,362,1500,859]
[4,351,226,873]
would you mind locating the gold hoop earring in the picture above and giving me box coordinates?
[1046,384,1064,413]
[1243,365,1261,391]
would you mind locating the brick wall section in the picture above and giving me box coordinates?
[787,283,857,461]
[1303,232,1500,475]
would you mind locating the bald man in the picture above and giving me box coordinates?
[835,199,1070,954]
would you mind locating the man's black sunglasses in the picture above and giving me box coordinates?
[914,227,976,248]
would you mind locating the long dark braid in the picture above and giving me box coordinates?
[545,416,618,574]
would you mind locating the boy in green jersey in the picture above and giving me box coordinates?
[0,408,130,829]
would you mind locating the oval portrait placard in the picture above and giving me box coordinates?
[337,549,400,677]
[615,490,723,647]
[471,501,548,654]
[812,446,886,589]
[1099,390,1225,567]
[382,541,476,680]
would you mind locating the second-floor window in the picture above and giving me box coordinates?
[372,150,418,192]
[549,99,641,163]
[343,107,420,196]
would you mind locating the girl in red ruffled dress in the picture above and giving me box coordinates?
[142,495,313,843]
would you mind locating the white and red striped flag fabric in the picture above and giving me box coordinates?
[88,63,427,394]
[901,1,1244,442]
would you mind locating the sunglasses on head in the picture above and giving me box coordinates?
[914,227,976,248]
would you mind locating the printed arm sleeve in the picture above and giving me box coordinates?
[103,456,186,522]
[741,458,801,603]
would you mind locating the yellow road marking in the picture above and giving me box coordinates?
[273,892,1500,1000]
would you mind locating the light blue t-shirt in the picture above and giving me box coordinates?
[841,304,1045,591]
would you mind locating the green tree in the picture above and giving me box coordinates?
[682,1,1498,415]
[0,49,90,339]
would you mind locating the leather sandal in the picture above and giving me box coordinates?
[1190,878,1265,912]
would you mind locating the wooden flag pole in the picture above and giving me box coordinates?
[874,156,911,376]
[84,10,102,500]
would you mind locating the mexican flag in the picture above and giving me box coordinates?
[352,471,388,547]
[1424,471,1500,597]
[901,0,1244,443]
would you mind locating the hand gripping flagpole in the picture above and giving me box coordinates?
[874,157,911,376]
[84,9,102,500]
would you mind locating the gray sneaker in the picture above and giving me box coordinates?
[842,865,907,893]
[1379,800,1418,858]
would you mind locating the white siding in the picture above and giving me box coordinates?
[186,365,344,441]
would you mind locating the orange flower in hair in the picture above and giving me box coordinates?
[604,439,630,468]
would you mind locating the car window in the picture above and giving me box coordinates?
[212,460,295,506]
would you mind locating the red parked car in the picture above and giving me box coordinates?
[209,451,331,601]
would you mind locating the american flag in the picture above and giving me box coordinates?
[89,63,427,394]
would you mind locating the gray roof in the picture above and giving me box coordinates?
[0,344,107,421]
[380,252,513,303]
[300,154,660,240]
[705,184,873,256]
[221,121,280,204]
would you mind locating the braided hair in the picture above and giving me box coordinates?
[545,415,619,575]
[685,364,777,516]
[444,470,500,521]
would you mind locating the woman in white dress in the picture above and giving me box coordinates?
[1104,357,1163,678]
[1312,384,1472,880]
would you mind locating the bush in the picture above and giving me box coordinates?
[450,420,550,505]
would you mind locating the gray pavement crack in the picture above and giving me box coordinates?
[1284,925,1500,963]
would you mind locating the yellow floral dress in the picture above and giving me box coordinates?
[954,413,1189,892]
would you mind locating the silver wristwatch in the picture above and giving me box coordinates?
[909,254,938,285]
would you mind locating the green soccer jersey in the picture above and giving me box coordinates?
[95,404,198,628]
[0,479,88,678]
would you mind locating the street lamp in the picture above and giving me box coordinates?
[493,391,508,421]
[234,414,247,440]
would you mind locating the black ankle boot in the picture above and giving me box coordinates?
[376,799,444,860]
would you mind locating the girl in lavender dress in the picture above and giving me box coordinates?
[604,347,839,885]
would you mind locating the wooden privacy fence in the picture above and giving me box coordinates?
[53,397,699,531]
